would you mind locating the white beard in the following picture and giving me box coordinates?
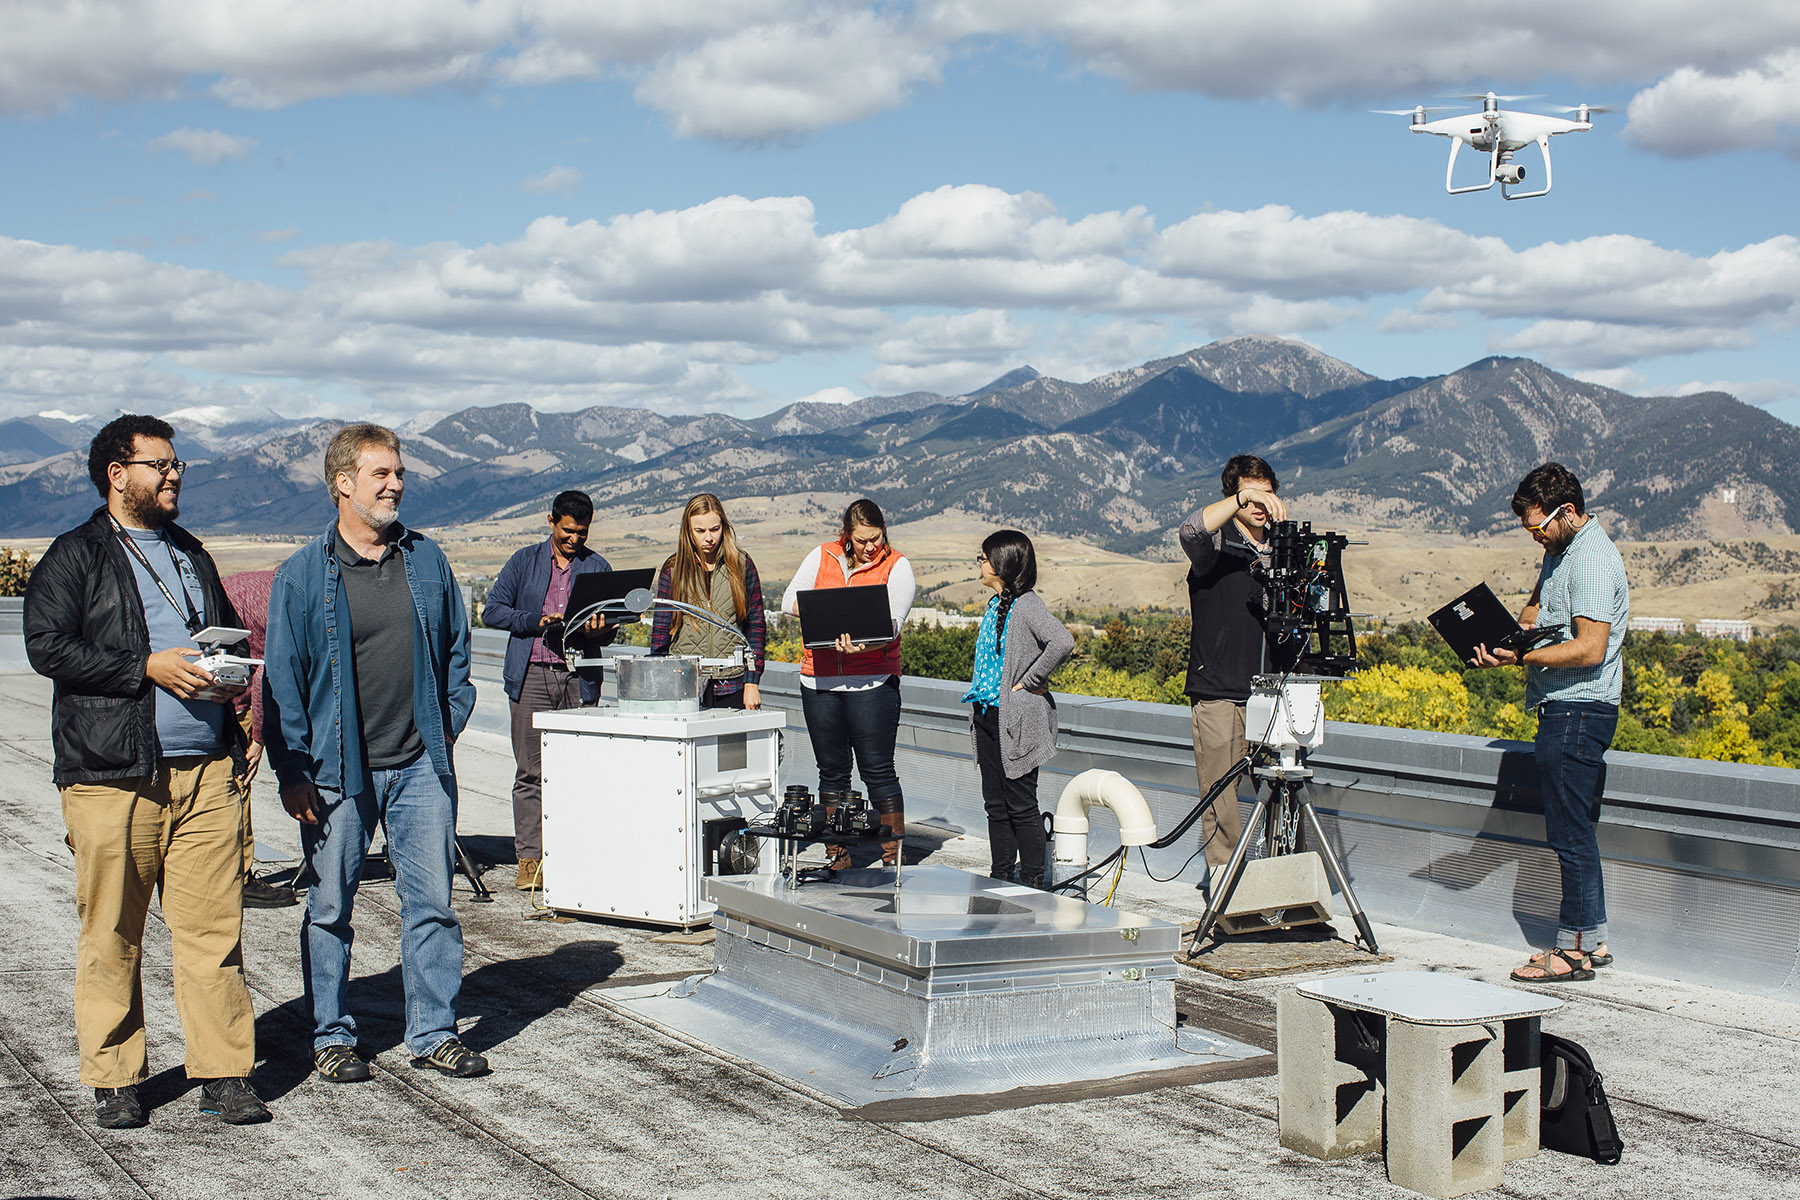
[352,497,399,530]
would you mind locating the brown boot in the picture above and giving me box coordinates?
[819,792,853,874]
[514,858,542,891]
[876,800,906,868]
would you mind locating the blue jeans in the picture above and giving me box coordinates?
[800,677,902,804]
[1534,701,1618,951]
[300,754,464,1057]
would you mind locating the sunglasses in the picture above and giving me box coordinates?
[1525,504,1567,534]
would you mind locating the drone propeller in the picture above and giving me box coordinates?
[1550,103,1617,115]
[1451,92,1543,104]
[1372,105,1457,116]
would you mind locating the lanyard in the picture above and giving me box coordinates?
[110,516,204,636]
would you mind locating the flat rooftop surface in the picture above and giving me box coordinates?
[2,670,1797,1200]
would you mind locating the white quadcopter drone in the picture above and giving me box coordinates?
[1378,92,1609,200]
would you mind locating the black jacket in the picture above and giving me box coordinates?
[1180,519,1297,703]
[24,506,245,786]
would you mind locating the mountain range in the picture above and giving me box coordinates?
[2,335,1794,552]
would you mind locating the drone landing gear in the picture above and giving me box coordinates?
[1188,748,1377,957]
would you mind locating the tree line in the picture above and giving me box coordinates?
[764,609,1800,767]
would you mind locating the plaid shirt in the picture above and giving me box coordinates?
[222,569,276,743]
[648,554,767,696]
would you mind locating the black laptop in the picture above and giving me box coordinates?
[795,587,895,650]
[1427,582,1563,663]
[557,567,658,650]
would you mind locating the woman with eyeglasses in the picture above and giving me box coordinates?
[780,498,915,881]
[648,494,766,710]
[963,530,1073,889]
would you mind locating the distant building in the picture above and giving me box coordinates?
[1629,617,1687,636]
[1696,619,1755,642]
[907,608,984,630]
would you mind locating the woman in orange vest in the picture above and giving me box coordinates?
[780,498,915,882]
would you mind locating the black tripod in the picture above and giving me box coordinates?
[363,830,494,902]
[1187,743,1377,955]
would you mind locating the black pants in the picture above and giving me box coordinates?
[972,704,1044,886]
[801,678,903,868]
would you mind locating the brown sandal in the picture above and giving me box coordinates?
[1511,948,1594,983]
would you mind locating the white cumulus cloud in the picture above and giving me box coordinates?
[2,184,1798,419]
[148,127,259,164]
[633,9,946,141]
[1624,49,1800,157]
[2,1,1800,154]
[521,165,582,194]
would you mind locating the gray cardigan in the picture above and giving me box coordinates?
[969,590,1076,779]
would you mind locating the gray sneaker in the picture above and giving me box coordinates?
[313,1044,372,1083]
[411,1037,489,1078]
[198,1077,271,1125]
[95,1086,147,1130]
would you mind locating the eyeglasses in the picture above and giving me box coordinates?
[118,458,188,477]
[1525,504,1566,534]
[975,553,988,565]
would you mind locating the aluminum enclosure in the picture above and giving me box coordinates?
[536,704,785,925]
[614,866,1265,1107]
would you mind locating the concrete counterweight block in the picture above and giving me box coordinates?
[1277,991,1384,1160]
[1500,1017,1543,1161]
[1384,1019,1505,1199]
[1218,851,1334,934]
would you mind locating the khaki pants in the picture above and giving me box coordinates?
[61,755,257,1087]
[1191,699,1248,873]
[240,777,256,879]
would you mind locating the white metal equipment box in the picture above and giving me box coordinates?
[535,705,785,926]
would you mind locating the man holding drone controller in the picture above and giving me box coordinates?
[1177,453,1302,899]
[24,414,270,1129]
[1471,462,1629,984]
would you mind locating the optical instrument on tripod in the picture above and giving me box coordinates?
[1185,521,1379,954]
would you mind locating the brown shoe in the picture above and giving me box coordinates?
[514,858,542,891]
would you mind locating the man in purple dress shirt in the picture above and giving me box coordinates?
[480,491,615,890]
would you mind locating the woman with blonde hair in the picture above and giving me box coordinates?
[649,493,766,709]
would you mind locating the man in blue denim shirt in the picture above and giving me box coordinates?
[1472,462,1629,984]
[263,424,485,1082]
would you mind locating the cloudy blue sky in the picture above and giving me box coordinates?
[3,1,1798,429]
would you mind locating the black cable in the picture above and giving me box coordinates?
[1047,846,1125,894]
[1137,843,1209,884]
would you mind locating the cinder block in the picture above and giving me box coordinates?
[1219,852,1334,934]
[1385,1020,1505,1198]
[1500,1017,1542,1161]
[1278,990,1384,1160]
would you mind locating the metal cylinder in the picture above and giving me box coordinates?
[616,655,703,714]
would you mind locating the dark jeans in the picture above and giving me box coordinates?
[508,663,582,859]
[801,677,903,870]
[702,683,745,710]
[972,704,1045,885]
[800,677,903,803]
[1535,700,1618,950]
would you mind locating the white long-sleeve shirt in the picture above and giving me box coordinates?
[781,545,915,691]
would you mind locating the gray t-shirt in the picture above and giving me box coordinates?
[121,526,229,758]
[335,530,423,771]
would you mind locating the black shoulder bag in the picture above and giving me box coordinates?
[1539,1031,1624,1164]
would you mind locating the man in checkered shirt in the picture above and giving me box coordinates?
[1472,462,1629,984]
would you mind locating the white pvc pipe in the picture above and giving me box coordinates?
[1051,769,1159,874]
